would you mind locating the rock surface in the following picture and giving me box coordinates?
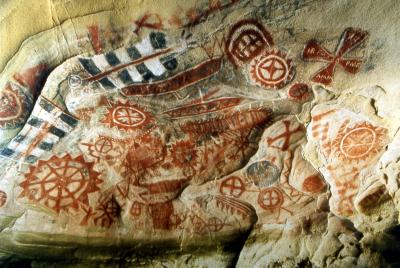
[1,0,400,266]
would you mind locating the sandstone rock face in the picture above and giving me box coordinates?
[1,0,400,266]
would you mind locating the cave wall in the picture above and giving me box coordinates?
[1,0,400,267]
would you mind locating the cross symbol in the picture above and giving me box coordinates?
[302,28,368,85]
[259,57,286,81]
[266,120,304,151]
[219,176,245,198]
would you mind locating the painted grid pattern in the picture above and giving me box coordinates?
[0,97,78,163]
[78,32,178,89]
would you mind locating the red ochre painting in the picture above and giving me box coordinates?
[0,0,397,266]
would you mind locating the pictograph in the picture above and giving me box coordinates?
[19,154,102,213]
[302,28,368,85]
[94,195,121,228]
[102,100,152,131]
[0,86,23,127]
[257,187,284,211]
[288,83,312,102]
[333,122,387,161]
[250,49,294,89]
[219,176,246,198]
[266,120,303,151]
[225,19,274,67]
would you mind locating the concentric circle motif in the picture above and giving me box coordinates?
[249,49,295,90]
[225,19,274,67]
[68,75,82,88]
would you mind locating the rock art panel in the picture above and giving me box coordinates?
[182,116,324,225]
[0,0,399,266]
[308,107,389,216]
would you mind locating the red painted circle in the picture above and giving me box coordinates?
[288,83,311,101]
[219,176,245,198]
[250,50,294,89]
[257,187,284,210]
[113,106,146,127]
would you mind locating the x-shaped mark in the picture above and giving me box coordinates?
[302,28,368,85]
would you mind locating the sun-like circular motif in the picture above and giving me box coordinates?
[19,154,102,213]
[0,84,30,127]
[102,100,152,131]
[249,49,295,90]
[333,122,387,161]
[112,106,146,127]
[341,127,375,158]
